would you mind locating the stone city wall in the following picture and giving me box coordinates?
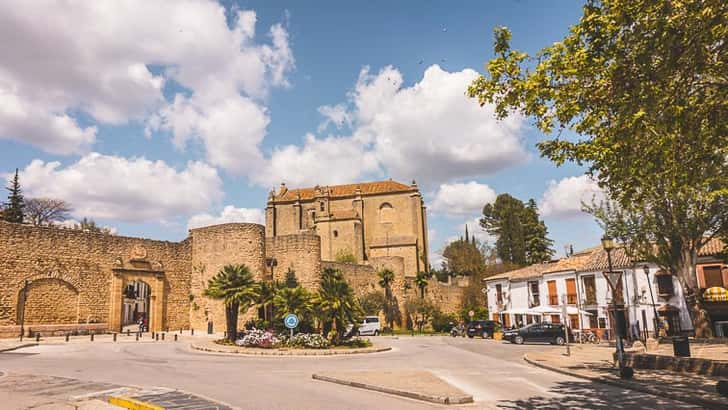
[189,223,266,332]
[265,234,321,289]
[0,221,191,337]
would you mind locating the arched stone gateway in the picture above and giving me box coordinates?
[109,263,166,333]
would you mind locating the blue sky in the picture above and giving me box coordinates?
[0,0,604,263]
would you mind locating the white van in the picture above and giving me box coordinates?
[357,316,381,336]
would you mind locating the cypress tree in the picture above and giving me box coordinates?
[3,169,24,223]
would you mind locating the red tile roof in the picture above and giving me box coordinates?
[272,180,416,202]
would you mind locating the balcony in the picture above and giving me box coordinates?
[548,295,559,305]
[567,294,577,304]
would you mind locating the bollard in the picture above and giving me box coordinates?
[161,333,165,341]
[191,328,194,335]
[127,329,130,336]
[224,331,227,339]
[65,334,69,342]
[113,333,117,342]
[155,333,159,341]
[180,328,182,334]
[90,333,94,342]
[174,334,178,342]
[151,331,155,339]
[135,333,139,341]
[35,333,40,342]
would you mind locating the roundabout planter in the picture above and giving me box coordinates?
[190,340,391,356]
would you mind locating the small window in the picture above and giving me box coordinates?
[703,266,724,288]
[333,230,338,238]
[656,273,675,296]
[379,202,394,223]
[366,317,379,323]
[320,202,325,211]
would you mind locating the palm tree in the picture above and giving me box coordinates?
[378,269,396,332]
[257,280,283,323]
[315,267,362,343]
[204,264,260,342]
[273,286,314,325]
[415,271,429,299]
[377,269,395,299]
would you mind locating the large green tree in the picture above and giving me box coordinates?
[442,237,486,276]
[468,0,727,336]
[204,264,260,342]
[377,268,399,331]
[480,194,554,265]
[273,286,314,330]
[3,169,24,223]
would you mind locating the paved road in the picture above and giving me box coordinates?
[0,335,703,409]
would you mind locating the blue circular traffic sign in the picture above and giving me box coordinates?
[284,313,299,329]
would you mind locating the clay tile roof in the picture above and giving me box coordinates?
[699,237,725,257]
[544,247,600,274]
[484,261,558,283]
[578,246,632,272]
[273,180,415,201]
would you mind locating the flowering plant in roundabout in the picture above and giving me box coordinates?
[234,329,331,349]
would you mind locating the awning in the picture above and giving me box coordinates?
[703,287,728,302]
[658,304,679,313]
[530,305,561,314]
[500,308,536,315]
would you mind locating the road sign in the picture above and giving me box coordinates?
[284,313,299,329]
[468,310,475,318]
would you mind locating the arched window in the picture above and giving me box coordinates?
[379,203,394,224]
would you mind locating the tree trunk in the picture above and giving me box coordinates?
[225,302,239,342]
[674,247,713,338]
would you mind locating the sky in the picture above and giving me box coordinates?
[0,0,605,265]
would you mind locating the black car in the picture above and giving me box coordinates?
[503,323,574,345]
[503,323,573,345]
[466,320,499,339]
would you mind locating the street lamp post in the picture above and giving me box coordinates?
[601,236,633,379]
[19,279,29,341]
[643,264,661,338]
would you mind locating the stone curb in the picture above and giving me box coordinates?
[108,396,163,410]
[190,342,391,356]
[311,374,473,405]
[0,343,38,352]
[523,353,725,410]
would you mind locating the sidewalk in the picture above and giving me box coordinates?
[524,344,726,409]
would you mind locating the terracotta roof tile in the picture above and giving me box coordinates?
[484,261,558,282]
[272,180,415,201]
[699,238,725,257]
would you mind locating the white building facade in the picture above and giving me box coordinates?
[485,240,727,339]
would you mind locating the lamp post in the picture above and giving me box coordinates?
[643,264,661,338]
[19,279,30,341]
[601,236,633,379]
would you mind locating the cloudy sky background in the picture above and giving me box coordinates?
[0,0,604,265]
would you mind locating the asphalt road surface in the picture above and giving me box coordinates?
[0,335,703,409]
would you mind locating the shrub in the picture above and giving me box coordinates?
[334,249,357,263]
[431,310,458,332]
[283,333,330,349]
[337,337,372,348]
[236,329,280,348]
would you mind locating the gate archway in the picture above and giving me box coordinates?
[110,269,165,332]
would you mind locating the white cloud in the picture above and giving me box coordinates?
[252,133,379,188]
[539,175,604,218]
[256,64,527,188]
[430,181,496,217]
[0,1,293,162]
[188,206,264,230]
[17,153,223,222]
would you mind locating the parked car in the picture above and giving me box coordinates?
[355,316,381,336]
[466,320,499,339]
[503,323,573,345]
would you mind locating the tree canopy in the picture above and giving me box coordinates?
[468,0,727,336]
[480,194,554,265]
[3,169,24,224]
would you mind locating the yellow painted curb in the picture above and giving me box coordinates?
[108,396,164,410]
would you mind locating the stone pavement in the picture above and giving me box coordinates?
[312,370,473,404]
[0,372,232,409]
[524,344,726,409]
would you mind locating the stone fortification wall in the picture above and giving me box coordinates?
[321,261,377,296]
[427,279,465,315]
[265,234,321,289]
[0,221,191,336]
[189,223,266,332]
